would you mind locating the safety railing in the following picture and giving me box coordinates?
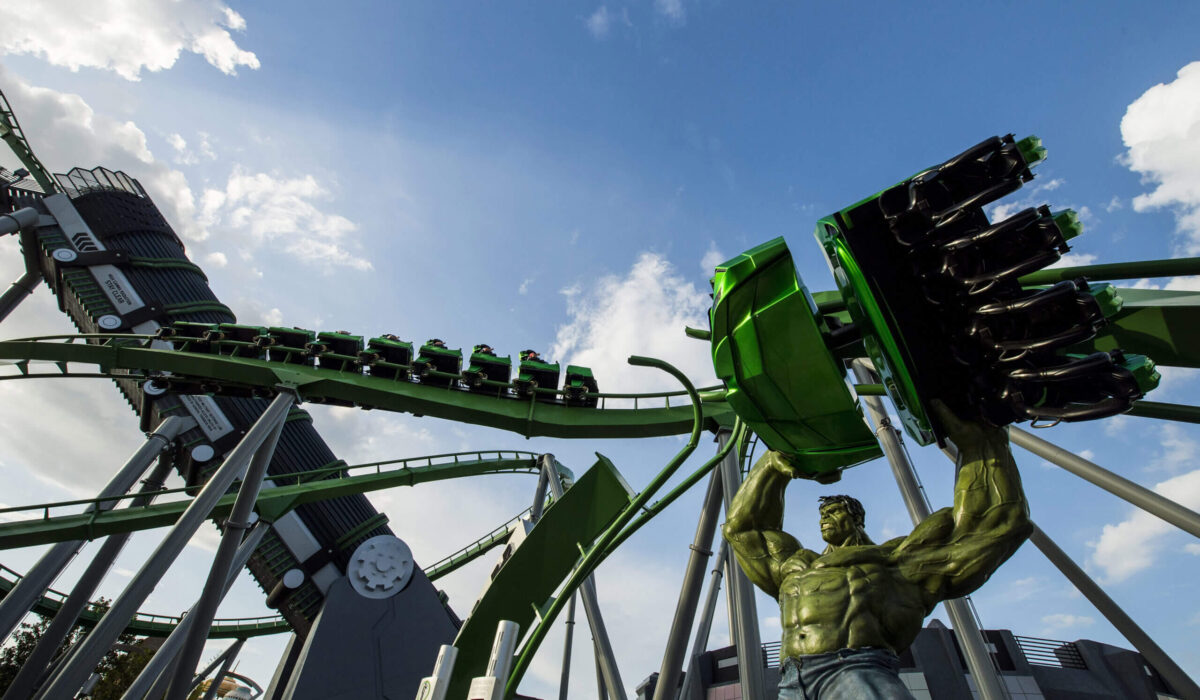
[0,450,543,524]
[1013,635,1087,669]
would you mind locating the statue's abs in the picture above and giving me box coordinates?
[777,550,926,660]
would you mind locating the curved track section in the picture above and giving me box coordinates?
[0,336,735,438]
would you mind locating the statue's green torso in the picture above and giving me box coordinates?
[778,544,927,660]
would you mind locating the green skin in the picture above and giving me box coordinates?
[723,404,1033,660]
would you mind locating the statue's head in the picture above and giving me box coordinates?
[818,495,870,548]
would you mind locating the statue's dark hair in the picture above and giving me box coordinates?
[818,495,865,527]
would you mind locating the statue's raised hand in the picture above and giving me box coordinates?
[761,450,841,484]
[931,400,1007,452]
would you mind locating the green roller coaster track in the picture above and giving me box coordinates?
[0,452,572,639]
[0,335,736,438]
[6,96,1200,695]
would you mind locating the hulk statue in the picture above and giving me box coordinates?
[723,403,1033,699]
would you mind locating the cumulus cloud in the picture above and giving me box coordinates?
[549,252,717,394]
[0,67,212,249]
[1121,61,1200,254]
[700,241,726,275]
[0,0,259,81]
[199,167,372,271]
[1089,457,1200,582]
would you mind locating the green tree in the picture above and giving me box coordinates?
[0,598,154,698]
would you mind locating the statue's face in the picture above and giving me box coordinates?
[819,501,858,545]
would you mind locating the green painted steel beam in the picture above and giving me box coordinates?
[1126,400,1200,424]
[0,503,545,639]
[1069,287,1200,368]
[423,509,529,581]
[0,339,734,438]
[448,454,633,699]
[0,89,56,193]
[1018,257,1200,285]
[0,566,288,638]
[0,456,537,549]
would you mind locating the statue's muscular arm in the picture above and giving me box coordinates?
[894,404,1033,610]
[722,451,815,599]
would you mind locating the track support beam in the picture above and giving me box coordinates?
[40,394,292,700]
[852,360,1008,700]
[117,523,268,700]
[716,430,766,700]
[1028,524,1200,699]
[0,415,192,645]
[541,455,626,700]
[165,401,288,700]
[678,540,727,700]
[3,453,176,700]
[653,463,724,700]
[1010,426,1200,539]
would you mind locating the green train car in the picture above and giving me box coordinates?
[709,238,882,479]
[815,134,1158,444]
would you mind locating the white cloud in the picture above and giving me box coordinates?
[700,241,725,276]
[655,0,686,25]
[0,0,259,81]
[1048,252,1097,269]
[1150,424,1198,474]
[168,133,188,153]
[1165,276,1200,291]
[518,278,533,295]
[1037,178,1064,192]
[205,251,229,268]
[167,131,218,166]
[586,6,612,39]
[1186,543,1200,556]
[1041,613,1094,634]
[199,166,372,271]
[1106,195,1123,213]
[261,307,284,326]
[1089,461,1200,582]
[0,68,206,243]
[550,252,717,394]
[1121,61,1200,254]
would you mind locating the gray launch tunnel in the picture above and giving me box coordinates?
[0,165,458,695]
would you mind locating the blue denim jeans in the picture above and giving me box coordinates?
[777,647,914,700]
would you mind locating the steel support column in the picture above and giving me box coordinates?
[40,393,292,700]
[198,638,247,700]
[594,641,609,700]
[542,456,626,700]
[164,406,288,700]
[0,415,192,644]
[1010,426,1200,539]
[3,454,176,700]
[557,593,577,700]
[116,523,268,700]
[678,541,727,700]
[0,207,38,236]
[851,360,1008,700]
[1028,524,1200,698]
[716,430,765,700]
[653,465,724,700]
[0,269,39,323]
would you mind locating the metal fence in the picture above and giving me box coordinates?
[761,641,782,668]
[1014,635,1087,669]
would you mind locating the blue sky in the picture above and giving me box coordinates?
[1,1,1200,697]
